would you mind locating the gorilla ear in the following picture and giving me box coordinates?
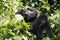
[16,9,24,15]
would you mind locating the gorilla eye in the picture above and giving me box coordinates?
[30,9,33,11]
[27,8,33,11]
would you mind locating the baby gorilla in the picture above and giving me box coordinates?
[16,7,54,40]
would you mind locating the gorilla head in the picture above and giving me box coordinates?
[16,7,37,22]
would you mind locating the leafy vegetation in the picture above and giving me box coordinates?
[0,0,60,40]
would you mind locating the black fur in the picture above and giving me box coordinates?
[16,7,54,40]
[36,13,54,40]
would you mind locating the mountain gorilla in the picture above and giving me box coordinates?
[16,7,54,40]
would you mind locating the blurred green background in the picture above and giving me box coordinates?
[0,0,60,40]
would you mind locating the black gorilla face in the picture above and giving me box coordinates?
[16,7,37,22]
[23,7,37,22]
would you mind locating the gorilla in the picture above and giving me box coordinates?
[16,7,54,40]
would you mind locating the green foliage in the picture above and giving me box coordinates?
[0,0,60,40]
